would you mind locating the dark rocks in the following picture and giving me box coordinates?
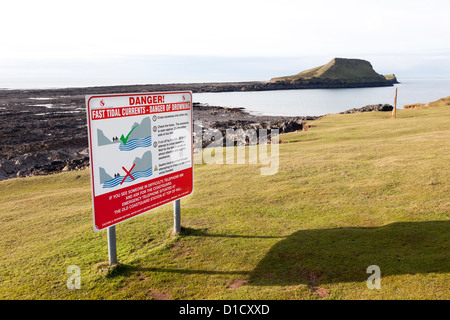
[274,118,304,133]
[340,104,393,114]
[0,148,90,180]
[195,103,309,151]
[192,103,315,151]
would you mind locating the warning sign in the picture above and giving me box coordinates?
[86,91,193,232]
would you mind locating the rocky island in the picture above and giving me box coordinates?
[270,57,398,88]
[129,57,396,92]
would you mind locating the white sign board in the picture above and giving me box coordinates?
[86,91,193,231]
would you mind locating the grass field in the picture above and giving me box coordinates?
[0,101,449,300]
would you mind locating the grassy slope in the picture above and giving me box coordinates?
[0,104,449,300]
[384,74,396,80]
[404,96,450,109]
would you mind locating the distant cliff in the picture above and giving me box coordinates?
[270,58,398,88]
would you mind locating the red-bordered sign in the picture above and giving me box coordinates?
[86,91,193,232]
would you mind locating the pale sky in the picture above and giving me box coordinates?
[2,0,450,87]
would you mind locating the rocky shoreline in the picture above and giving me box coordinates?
[339,104,393,114]
[0,85,316,180]
[192,102,318,152]
[0,84,392,180]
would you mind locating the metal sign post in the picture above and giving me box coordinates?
[107,226,117,265]
[173,199,181,235]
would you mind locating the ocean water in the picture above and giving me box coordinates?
[193,79,450,116]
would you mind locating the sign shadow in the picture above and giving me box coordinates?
[250,220,449,286]
[103,221,448,288]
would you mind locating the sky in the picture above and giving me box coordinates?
[1,0,450,88]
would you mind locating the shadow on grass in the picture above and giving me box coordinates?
[107,221,449,287]
[105,263,249,278]
[179,227,287,239]
[251,220,449,286]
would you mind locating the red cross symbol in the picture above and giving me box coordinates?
[121,164,135,185]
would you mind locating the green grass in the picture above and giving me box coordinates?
[0,104,449,300]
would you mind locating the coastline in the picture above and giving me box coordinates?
[0,83,394,180]
[0,85,314,180]
[0,77,397,95]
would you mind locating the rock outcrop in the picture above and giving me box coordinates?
[271,58,398,88]
[340,104,394,114]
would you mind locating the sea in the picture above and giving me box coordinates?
[193,79,450,117]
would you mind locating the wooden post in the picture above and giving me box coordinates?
[392,87,398,118]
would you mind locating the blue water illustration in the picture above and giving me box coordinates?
[119,136,152,151]
[102,167,153,188]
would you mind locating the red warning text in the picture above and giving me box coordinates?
[129,95,164,105]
